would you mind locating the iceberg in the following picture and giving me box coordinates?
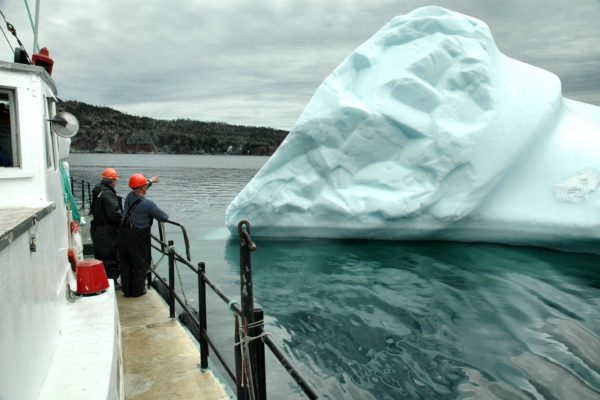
[226,6,600,253]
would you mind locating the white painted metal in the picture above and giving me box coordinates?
[0,205,70,399]
[39,283,123,400]
[0,61,122,400]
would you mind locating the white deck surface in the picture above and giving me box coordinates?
[39,281,122,400]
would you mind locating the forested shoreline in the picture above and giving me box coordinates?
[60,101,289,155]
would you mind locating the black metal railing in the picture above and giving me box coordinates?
[70,174,317,398]
[70,176,92,210]
[149,220,319,400]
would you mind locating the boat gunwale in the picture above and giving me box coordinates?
[0,202,55,252]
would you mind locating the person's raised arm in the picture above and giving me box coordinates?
[148,200,169,222]
[146,175,159,189]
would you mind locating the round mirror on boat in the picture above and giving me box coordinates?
[50,111,80,138]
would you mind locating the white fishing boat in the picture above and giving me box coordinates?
[0,7,122,400]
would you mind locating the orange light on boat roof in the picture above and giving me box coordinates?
[32,47,54,75]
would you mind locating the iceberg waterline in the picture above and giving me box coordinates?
[226,6,600,253]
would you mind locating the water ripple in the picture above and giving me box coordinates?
[71,155,600,400]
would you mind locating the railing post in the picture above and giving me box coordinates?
[168,240,175,318]
[198,262,209,370]
[81,180,85,209]
[239,224,254,326]
[252,308,266,400]
[70,176,74,195]
[87,182,92,209]
[238,220,260,399]
[234,315,246,400]
[158,222,166,253]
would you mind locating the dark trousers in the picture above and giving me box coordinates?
[117,226,151,297]
[91,223,120,280]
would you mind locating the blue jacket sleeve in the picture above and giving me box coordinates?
[148,200,169,222]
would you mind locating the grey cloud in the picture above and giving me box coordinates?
[1,0,599,129]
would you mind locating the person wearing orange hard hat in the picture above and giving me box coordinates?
[116,173,168,297]
[90,167,123,285]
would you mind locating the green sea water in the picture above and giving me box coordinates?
[70,153,600,400]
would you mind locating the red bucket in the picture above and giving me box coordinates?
[76,259,109,295]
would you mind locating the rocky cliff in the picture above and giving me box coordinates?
[59,101,289,155]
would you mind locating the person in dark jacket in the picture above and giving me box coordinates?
[117,173,168,297]
[90,167,122,282]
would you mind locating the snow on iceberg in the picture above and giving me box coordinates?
[226,6,600,253]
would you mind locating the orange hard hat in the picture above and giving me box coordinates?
[128,173,148,189]
[101,167,119,180]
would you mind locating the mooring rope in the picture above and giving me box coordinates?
[174,259,190,305]
[228,300,271,400]
[156,242,190,306]
[235,330,271,347]
[228,299,240,312]
[235,313,256,400]
[66,282,78,303]
[21,0,36,37]
[0,22,12,51]
[245,319,266,330]
[150,252,165,270]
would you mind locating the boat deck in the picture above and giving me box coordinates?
[117,287,230,400]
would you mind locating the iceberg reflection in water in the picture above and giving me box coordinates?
[225,238,600,400]
[71,154,600,399]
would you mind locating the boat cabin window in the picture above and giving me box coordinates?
[0,89,19,168]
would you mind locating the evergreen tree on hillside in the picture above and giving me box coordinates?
[59,100,288,155]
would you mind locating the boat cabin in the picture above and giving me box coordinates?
[0,60,122,400]
[0,61,65,208]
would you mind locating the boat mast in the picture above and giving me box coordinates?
[33,0,40,53]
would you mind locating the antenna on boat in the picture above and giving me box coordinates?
[0,8,32,63]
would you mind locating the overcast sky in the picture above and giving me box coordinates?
[1,0,599,130]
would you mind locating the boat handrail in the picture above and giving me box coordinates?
[149,220,319,400]
[69,175,318,398]
[69,176,92,211]
[157,219,191,261]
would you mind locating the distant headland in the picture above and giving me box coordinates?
[59,101,289,155]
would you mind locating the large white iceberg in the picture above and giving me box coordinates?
[226,6,600,253]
